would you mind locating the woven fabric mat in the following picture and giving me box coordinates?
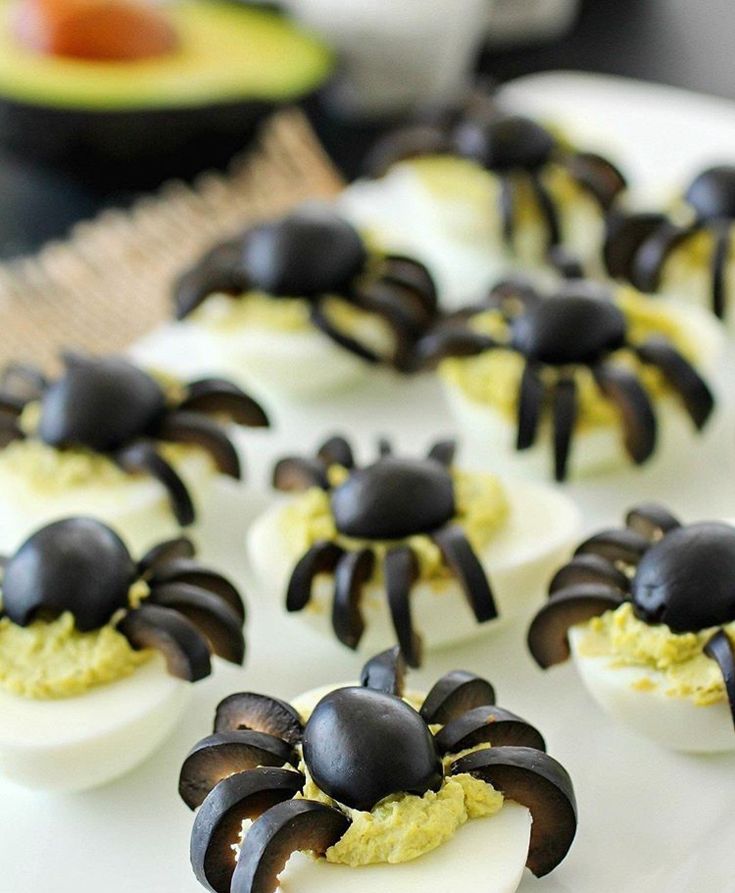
[0,109,345,370]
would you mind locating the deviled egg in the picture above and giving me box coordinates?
[527,503,735,752]
[421,278,722,481]
[166,204,440,402]
[247,435,580,664]
[0,353,268,554]
[0,517,246,791]
[178,648,577,893]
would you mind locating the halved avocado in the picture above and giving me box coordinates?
[0,1,333,185]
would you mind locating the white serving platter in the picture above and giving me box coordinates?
[3,72,735,893]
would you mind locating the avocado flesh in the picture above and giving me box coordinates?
[0,1,333,110]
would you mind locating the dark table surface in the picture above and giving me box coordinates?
[1,0,731,260]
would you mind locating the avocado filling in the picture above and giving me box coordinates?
[576,602,735,706]
[441,289,700,429]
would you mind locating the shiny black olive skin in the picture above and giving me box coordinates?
[302,687,443,812]
[330,458,455,540]
[685,166,735,222]
[631,522,735,632]
[38,357,166,452]
[2,517,136,631]
[239,205,367,298]
[451,115,555,172]
[511,290,626,366]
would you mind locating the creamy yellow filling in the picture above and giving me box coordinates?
[576,602,735,706]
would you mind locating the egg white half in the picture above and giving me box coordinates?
[0,654,190,792]
[568,627,735,753]
[246,478,580,653]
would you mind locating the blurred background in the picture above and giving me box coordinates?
[0,0,731,260]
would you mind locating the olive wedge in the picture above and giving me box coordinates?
[158,412,241,479]
[548,554,628,595]
[420,670,496,725]
[230,800,350,893]
[191,768,305,893]
[272,457,329,492]
[180,378,269,428]
[527,584,626,669]
[148,558,245,622]
[434,705,546,754]
[574,528,650,565]
[214,694,303,746]
[449,745,577,877]
[138,536,196,574]
[360,646,406,697]
[179,731,296,810]
[625,503,681,541]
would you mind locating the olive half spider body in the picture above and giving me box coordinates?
[173,204,439,372]
[417,279,715,481]
[271,436,496,667]
[0,353,269,526]
[179,648,577,893]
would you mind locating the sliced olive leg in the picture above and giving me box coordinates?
[625,503,681,541]
[310,301,381,364]
[549,554,629,595]
[377,437,393,457]
[286,541,344,613]
[412,329,496,372]
[215,694,303,745]
[593,362,657,464]
[332,548,375,649]
[517,361,545,450]
[115,441,195,526]
[360,646,406,696]
[527,584,626,668]
[635,338,715,429]
[529,172,561,249]
[118,603,212,682]
[173,240,247,320]
[138,536,196,575]
[427,438,457,467]
[603,211,669,281]
[179,379,269,428]
[385,546,422,668]
[421,670,496,724]
[191,768,305,893]
[179,731,296,810]
[630,222,694,293]
[157,411,241,479]
[272,457,329,492]
[574,528,651,565]
[317,435,355,469]
[711,224,730,319]
[499,173,516,243]
[149,559,245,622]
[704,630,735,729]
[552,375,577,482]
[147,582,245,665]
[449,746,577,877]
[432,525,498,623]
[382,254,438,318]
[435,705,546,754]
[347,282,427,372]
[565,151,627,210]
[230,800,350,893]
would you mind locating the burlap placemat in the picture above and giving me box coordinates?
[0,109,345,370]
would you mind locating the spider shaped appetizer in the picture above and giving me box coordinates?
[528,504,735,752]
[363,88,626,257]
[416,279,715,481]
[268,436,496,666]
[173,204,439,373]
[1,516,246,680]
[0,354,268,526]
[605,166,735,320]
[179,647,577,893]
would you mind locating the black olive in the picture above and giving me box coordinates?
[38,356,166,452]
[2,517,136,631]
[302,687,443,812]
[631,522,735,631]
[330,458,455,539]
[685,166,735,222]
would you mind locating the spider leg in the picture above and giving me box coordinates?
[635,337,714,429]
[331,548,375,649]
[711,223,730,319]
[529,171,561,249]
[317,435,355,469]
[115,440,195,526]
[630,222,695,293]
[118,602,211,681]
[412,329,497,372]
[625,503,681,540]
[273,457,329,492]
[574,527,650,566]
[178,378,269,428]
[499,173,516,243]
[552,375,577,482]
[527,583,627,668]
[157,411,241,478]
[432,524,498,622]
[385,546,422,668]
[564,151,627,210]
[548,553,629,595]
[148,558,245,621]
[517,361,545,450]
[285,541,344,612]
[593,361,657,464]
[147,581,245,665]
[434,705,546,754]
[704,629,735,729]
[137,537,196,576]
[427,438,457,466]
[309,300,381,365]
[173,239,248,320]
[381,254,438,319]
[377,437,392,457]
